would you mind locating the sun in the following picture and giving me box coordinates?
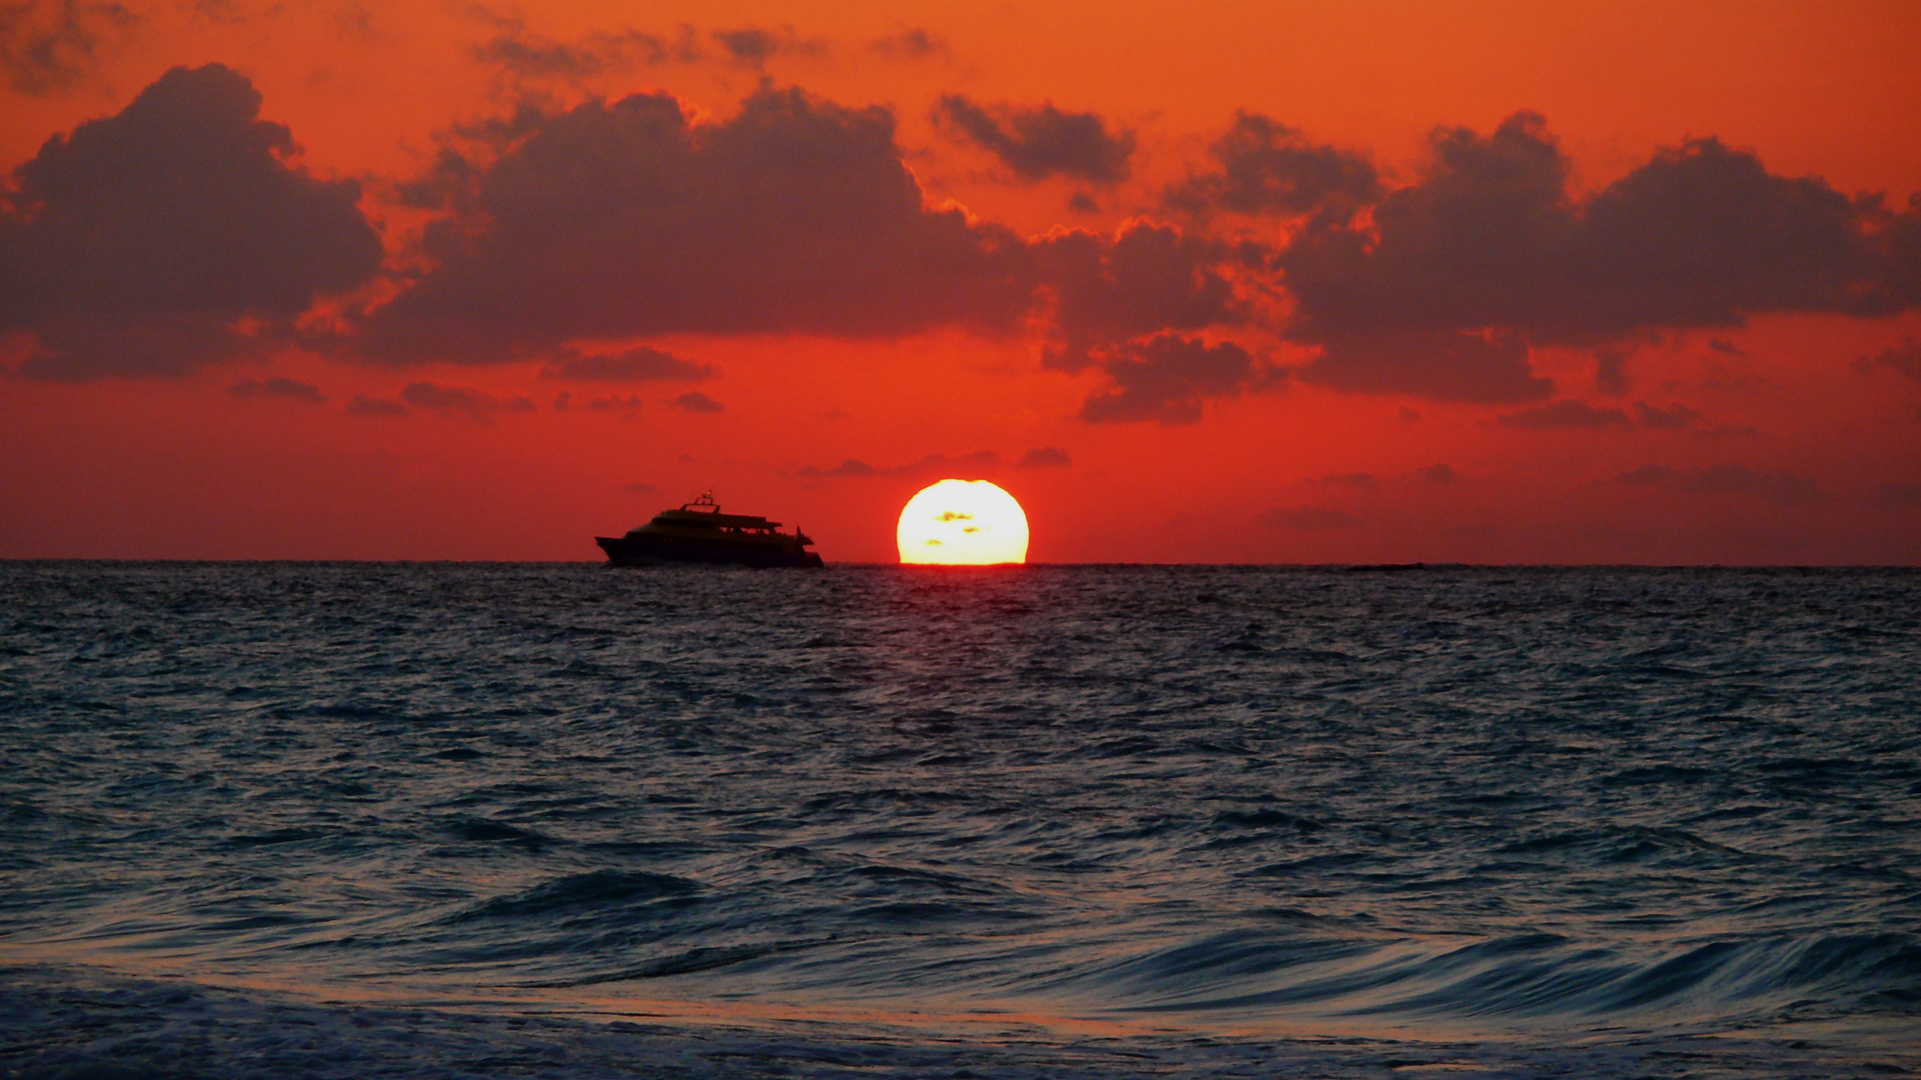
[897,480,1030,565]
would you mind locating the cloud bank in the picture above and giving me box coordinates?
[0,64,382,379]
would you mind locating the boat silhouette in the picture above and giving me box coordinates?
[596,492,824,567]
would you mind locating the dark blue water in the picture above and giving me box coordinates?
[2,563,1917,1077]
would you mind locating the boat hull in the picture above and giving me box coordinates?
[595,535,824,568]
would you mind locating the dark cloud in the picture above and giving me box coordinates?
[1855,336,1921,383]
[0,64,383,379]
[867,27,945,60]
[1,0,136,95]
[363,85,1034,361]
[793,449,999,480]
[539,346,712,382]
[1419,463,1456,484]
[1495,398,1700,430]
[1615,464,1674,485]
[1707,337,1747,356]
[1496,399,1631,429]
[672,390,723,413]
[13,313,246,380]
[1164,112,1378,218]
[1632,400,1701,430]
[1594,348,1629,395]
[346,393,408,417]
[1262,506,1362,531]
[400,381,535,414]
[229,375,326,403]
[1277,112,1917,400]
[1301,330,1551,403]
[1682,463,1824,506]
[621,480,658,494]
[933,95,1135,183]
[1876,482,1921,510]
[798,459,878,478]
[471,23,700,79]
[1016,446,1072,469]
[582,393,643,413]
[1036,221,1249,372]
[710,25,825,66]
[1311,472,1377,491]
[1079,334,1261,425]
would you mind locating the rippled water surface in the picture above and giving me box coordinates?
[2,563,1917,1076]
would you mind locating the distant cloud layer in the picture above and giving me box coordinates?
[1615,462,1825,506]
[229,375,327,403]
[1016,446,1072,469]
[794,449,1000,480]
[0,64,382,380]
[8,61,1917,428]
[539,346,713,382]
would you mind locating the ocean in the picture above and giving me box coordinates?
[2,562,1916,1078]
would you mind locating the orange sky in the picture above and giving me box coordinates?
[2,0,1918,562]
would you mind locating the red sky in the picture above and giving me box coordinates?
[2,0,1918,563]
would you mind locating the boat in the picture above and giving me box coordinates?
[596,492,824,567]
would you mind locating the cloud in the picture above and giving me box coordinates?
[540,345,712,382]
[1164,112,1378,218]
[1495,398,1702,430]
[1419,463,1456,484]
[1016,446,1072,469]
[1496,399,1632,429]
[867,27,946,60]
[1876,482,1921,510]
[362,84,1034,362]
[621,480,658,494]
[1036,220,1250,372]
[1681,463,1824,506]
[229,375,327,403]
[470,22,700,80]
[1311,472,1376,491]
[1632,400,1700,430]
[1275,112,1919,400]
[933,95,1135,183]
[1079,334,1262,425]
[1594,347,1629,394]
[710,25,825,66]
[1707,337,1746,356]
[1262,506,1362,531]
[400,381,535,414]
[1615,464,1674,485]
[672,390,723,413]
[793,449,999,479]
[1301,329,1551,403]
[346,393,407,417]
[1855,336,1921,383]
[1,0,137,95]
[0,64,383,379]
[579,393,642,413]
[798,459,878,478]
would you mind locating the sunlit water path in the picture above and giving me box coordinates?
[2,563,1916,1076]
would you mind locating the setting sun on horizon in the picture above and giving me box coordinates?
[896,479,1030,564]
